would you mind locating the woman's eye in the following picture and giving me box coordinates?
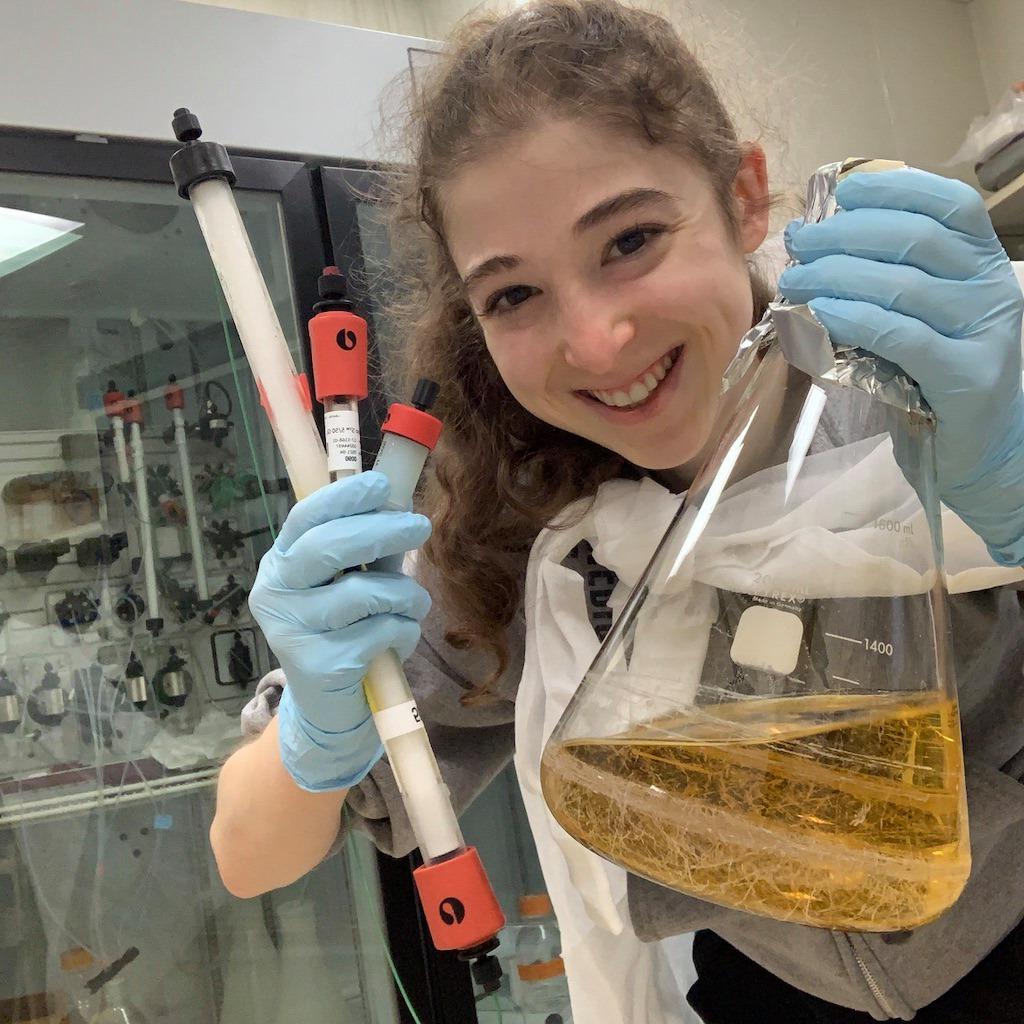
[483,284,536,317]
[609,225,663,260]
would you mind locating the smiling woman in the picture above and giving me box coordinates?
[375,7,777,698]
[216,3,1024,1022]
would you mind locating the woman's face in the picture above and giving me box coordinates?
[442,119,770,470]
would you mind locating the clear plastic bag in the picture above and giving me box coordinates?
[946,83,1024,167]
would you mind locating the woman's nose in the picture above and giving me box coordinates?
[561,302,637,375]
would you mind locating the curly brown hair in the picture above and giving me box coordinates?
[377,0,775,703]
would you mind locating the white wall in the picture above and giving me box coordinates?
[415,0,991,189]
[0,0,995,184]
[970,0,1024,107]
[184,0,433,35]
[0,0,431,159]
[183,0,474,36]
[650,0,988,201]
[271,0,990,198]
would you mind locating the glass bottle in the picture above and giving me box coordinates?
[510,894,572,1020]
[60,947,99,1024]
[89,973,152,1024]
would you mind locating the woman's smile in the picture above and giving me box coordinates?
[576,344,685,422]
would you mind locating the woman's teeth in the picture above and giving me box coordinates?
[589,348,681,409]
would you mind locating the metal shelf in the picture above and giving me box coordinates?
[0,758,219,826]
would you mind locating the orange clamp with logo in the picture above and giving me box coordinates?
[309,310,368,401]
[413,847,505,952]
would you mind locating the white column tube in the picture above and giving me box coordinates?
[188,178,329,501]
[129,421,159,622]
[111,417,131,484]
[172,407,209,601]
[364,433,465,862]
[367,651,464,861]
[187,175,465,868]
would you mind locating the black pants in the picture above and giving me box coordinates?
[686,914,1024,1023]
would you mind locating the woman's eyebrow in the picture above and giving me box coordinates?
[462,253,521,292]
[572,187,678,236]
[461,188,678,291]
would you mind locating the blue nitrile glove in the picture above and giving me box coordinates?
[778,168,1024,566]
[248,471,433,791]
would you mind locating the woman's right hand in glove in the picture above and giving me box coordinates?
[249,471,432,792]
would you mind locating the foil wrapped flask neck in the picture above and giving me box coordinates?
[724,158,933,425]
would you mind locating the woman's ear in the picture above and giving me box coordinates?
[733,143,770,254]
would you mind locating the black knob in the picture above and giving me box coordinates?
[411,379,439,412]
[228,632,254,684]
[469,953,503,995]
[172,108,202,143]
[318,266,348,299]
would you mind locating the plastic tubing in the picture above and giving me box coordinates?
[127,419,159,628]
[171,407,210,602]
[111,419,131,485]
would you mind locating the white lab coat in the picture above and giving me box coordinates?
[514,477,697,1024]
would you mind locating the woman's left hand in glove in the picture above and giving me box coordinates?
[778,167,1024,566]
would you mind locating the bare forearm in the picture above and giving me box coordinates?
[210,716,348,898]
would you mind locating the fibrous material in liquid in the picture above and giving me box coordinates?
[540,692,969,931]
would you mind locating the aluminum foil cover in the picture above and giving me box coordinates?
[723,158,933,423]
[35,686,66,717]
[162,670,188,698]
[126,674,148,706]
[0,694,20,723]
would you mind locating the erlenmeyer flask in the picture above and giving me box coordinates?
[540,159,971,933]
